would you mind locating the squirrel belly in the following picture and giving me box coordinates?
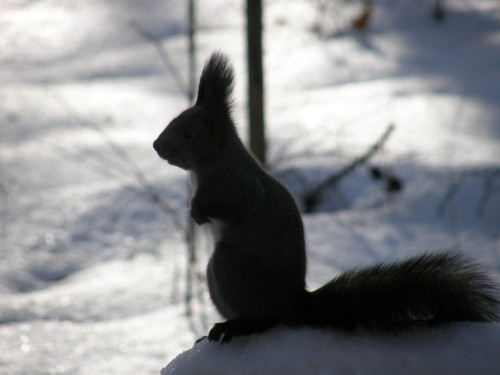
[153,52,500,344]
[199,165,307,324]
[207,218,225,243]
[189,171,226,242]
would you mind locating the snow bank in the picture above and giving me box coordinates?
[162,323,500,375]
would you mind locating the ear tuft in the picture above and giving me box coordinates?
[195,51,235,117]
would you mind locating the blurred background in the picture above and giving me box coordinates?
[1,0,499,374]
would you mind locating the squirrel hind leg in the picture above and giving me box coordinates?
[207,319,277,344]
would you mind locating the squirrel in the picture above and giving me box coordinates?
[153,52,499,344]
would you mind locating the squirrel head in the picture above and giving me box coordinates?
[153,52,235,170]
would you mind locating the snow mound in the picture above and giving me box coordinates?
[162,323,500,375]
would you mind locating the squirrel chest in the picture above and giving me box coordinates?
[190,171,226,242]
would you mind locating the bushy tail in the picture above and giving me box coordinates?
[303,252,499,333]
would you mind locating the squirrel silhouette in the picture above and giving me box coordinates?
[153,52,499,344]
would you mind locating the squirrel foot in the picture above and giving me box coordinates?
[194,335,207,344]
[207,319,276,344]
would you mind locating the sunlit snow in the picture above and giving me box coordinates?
[1,1,499,374]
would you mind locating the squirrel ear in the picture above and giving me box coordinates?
[195,51,235,131]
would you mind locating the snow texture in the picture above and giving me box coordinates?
[1,0,500,374]
[163,323,500,375]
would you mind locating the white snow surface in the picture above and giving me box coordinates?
[163,323,500,375]
[1,0,500,374]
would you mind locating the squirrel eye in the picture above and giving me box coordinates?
[179,128,193,140]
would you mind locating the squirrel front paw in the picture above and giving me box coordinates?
[190,206,209,225]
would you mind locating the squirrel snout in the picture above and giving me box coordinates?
[153,138,170,156]
[153,138,179,164]
[152,138,161,153]
[153,138,169,158]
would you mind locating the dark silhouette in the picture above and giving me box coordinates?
[153,52,499,344]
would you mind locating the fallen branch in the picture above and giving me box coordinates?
[303,124,395,213]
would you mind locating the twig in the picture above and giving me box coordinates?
[476,177,495,217]
[129,19,190,98]
[303,124,395,212]
[270,134,339,169]
[47,87,185,231]
[437,182,460,216]
[130,10,204,330]
[436,167,500,217]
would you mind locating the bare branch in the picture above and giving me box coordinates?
[129,19,190,99]
[437,182,460,216]
[303,124,395,212]
[47,87,185,232]
[436,167,500,217]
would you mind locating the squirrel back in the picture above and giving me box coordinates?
[154,52,499,344]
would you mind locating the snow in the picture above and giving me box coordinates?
[1,0,500,374]
[162,323,500,375]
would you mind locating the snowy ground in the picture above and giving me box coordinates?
[163,323,500,375]
[1,0,499,374]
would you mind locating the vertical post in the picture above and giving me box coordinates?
[185,0,197,318]
[188,0,196,103]
[246,0,266,166]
